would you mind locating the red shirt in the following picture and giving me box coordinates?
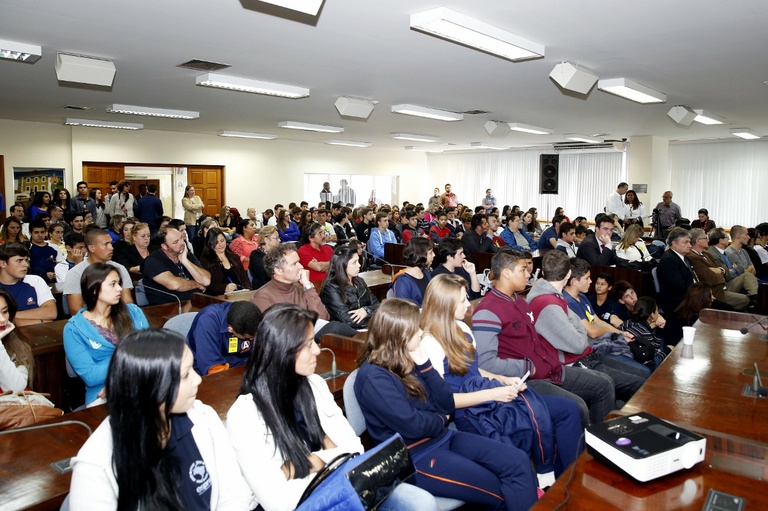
[297,243,333,282]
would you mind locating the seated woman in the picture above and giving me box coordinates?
[420,274,582,488]
[111,217,136,260]
[522,211,540,240]
[114,222,151,278]
[63,263,149,406]
[0,218,27,245]
[615,224,653,263]
[106,214,124,244]
[27,191,51,222]
[588,272,625,327]
[669,282,714,345]
[320,244,379,329]
[391,237,434,307]
[0,289,34,392]
[355,299,539,510]
[199,228,251,295]
[192,217,218,259]
[228,218,259,271]
[217,205,236,236]
[248,226,280,290]
[69,329,254,510]
[297,222,333,282]
[226,303,437,511]
[276,208,301,243]
[619,296,671,371]
[500,213,538,250]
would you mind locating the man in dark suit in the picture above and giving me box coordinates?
[462,213,497,258]
[686,228,747,310]
[657,227,696,314]
[576,214,626,266]
[134,183,164,233]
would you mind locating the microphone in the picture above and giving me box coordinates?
[318,347,348,381]
[753,363,768,397]
[135,281,183,315]
[739,316,768,341]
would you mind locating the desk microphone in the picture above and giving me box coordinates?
[319,347,338,376]
[739,316,768,341]
[753,363,768,397]
[135,282,183,315]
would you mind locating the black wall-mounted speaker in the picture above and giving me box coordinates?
[540,154,559,194]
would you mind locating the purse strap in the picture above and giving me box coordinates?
[298,452,358,505]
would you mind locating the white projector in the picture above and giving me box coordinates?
[585,412,706,482]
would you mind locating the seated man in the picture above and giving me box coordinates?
[63,228,134,312]
[431,237,482,300]
[141,227,210,305]
[473,246,615,426]
[28,219,62,284]
[0,243,57,326]
[576,214,627,266]
[462,213,498,259]
[251,243,357,340]
[55,232,86,284]
[400,210,426,243]
[188,301,263,375]
[555,221,577,257]
[500,213,537,251]
[368,212,397,262]
[539,215,565,250]
[707,227,758,299]
[657,227,696,314]
[428,211,453,243]
[485,213,506,247]
[686,228,749,311]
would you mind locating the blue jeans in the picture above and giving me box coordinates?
[380,483,437,511]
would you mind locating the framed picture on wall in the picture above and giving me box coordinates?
[12,167,65,205]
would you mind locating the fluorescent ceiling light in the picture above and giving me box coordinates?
[196,73,309,99]
[730,128,761,140]
[65,118,143,130]
[410,7,544,62]
[667,106,696,126]
[256,0,324,15]
[508,123,552,135]
[405,146,444,153]
[692,109,725,125]
[564,134,602,144]
[278,121,343,133]
[325,140,372,148]
[597,78,666,104]
[107,104,199,119]
[470,142,508,150]
[391,104,463,122]
[218,130,277,140]
[390,133,440,143]
[0,38,41,63]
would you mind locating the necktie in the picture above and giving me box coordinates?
[722,251,732,268]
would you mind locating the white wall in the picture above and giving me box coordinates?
[1,119,427,214]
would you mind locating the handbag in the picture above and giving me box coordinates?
[296,434,415,511]
[0,390,64,431]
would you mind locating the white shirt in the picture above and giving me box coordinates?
[605,191,625,218]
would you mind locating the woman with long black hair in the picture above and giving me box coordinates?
[199,228,251,295]
[226,303,436,511]
[320,244,379,329]
[69,328,254,510]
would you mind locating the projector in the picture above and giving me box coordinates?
[585,412,706,482]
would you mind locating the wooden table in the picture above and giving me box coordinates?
[533,309,768,510]
[1,332,361,511]
[358,269,392,301]
[190,289,255,308]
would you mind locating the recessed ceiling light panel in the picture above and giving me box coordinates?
[0,38,42,63]
[410,7,544,62]
[65,118,143,130]
[197,73,309,99]
[278,121,344,133]
[107,104,199,119]
[391,104,463,121]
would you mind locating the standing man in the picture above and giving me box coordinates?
[134,183,164,232]
[104,180,119,223]
[427,187,440,212]
[336,179,356,206]
[70,181,97,217]
[439,183,457,209]
[63,228,134,312]
[319,181,334,207]
[605,182,628,219]
[141,227,211,305]
[654,191,682,240]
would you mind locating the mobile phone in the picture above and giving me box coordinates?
[516,370,530,390]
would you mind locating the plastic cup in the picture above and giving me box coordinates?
[682,326,695,345]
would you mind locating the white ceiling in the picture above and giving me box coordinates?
[1,0,767,151]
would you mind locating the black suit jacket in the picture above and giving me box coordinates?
[657,249,696,313]
[576,234,624,266]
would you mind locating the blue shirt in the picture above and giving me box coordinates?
[539,226,558,249]
[188,303,253,375]
[564,292,595,324]
[166,413,212,511]
[368,227,396,260]
[29,243,59,283]
[1,279,43,311]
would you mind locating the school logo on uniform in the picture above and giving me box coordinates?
[241,340,251,352]
[189,460,211,495]
[26,297,35,306]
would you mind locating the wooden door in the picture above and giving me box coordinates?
[187,166,224,218]
[0,155,5,222]
[83,163,125,198]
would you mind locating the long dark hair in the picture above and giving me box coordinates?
[90,189,105,209]
[80,263,135,338]
[240,304,323,479]
[31,191,51,210]
[322,245,357,302]
[675,282,713,320]
[107,329,186,511]
[200,227,234,265]
[624,190,641,210]
[54,188,71,209]
[403,237,433,269]
[299,222,323,247]
[0,288,34,386]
